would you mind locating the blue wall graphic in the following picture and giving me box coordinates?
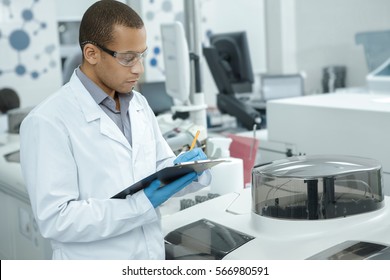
[143,0,184,81]
[0,0,61,107]
[0,0,57,80]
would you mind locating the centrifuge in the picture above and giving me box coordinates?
[162,155,390,259]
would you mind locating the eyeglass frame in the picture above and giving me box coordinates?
[81,40,148,67]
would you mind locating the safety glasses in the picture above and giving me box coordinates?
[82,41,148,67]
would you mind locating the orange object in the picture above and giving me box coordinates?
[189,130,200,150]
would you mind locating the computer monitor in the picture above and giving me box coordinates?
[203,32,261,130]
[203,47,235,95]
[160,22,190,103]
[209,31,254,93]
[138,81,173,116]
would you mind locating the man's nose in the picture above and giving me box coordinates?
[130,59,145,74]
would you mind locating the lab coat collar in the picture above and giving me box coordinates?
[68,72,101,122]
[68,72,133,151]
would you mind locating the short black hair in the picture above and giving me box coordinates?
[79,0,144,49]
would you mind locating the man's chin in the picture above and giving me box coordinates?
[117,86,134,94]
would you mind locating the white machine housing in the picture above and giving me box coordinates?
[0,133,52,259]
[265,92,390,195]
[162,188,390,259]
[162,92,390,260]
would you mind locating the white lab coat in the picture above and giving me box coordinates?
[19,73,210,259]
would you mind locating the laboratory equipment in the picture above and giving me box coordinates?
[7,107,32,134]
[137,81,174,116]
[366,57,390,94]
[206,137,244,195]
[209,32,254,94]
[260,74,304,101]
[355,30,390,94]
[205,136,232,159]
[207,157,244,196]
[239,92,390,193]
[252,74,304,128]
[162,155,390,259]
[322,65,346,93]
[264,92,390,195]
[160,22,208,133]
[0,133,52,259]
[160,22,208,150]
[62,49,82,84]
[307,240,390,260]
[165,218,254,260]
[0,88,20,114]
[355,29,390,72]
[0,108,52,259]
[203,31,261,130]
[252,155,383,220]
[161,22,191,105]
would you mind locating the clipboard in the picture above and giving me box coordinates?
[111,158,229,199]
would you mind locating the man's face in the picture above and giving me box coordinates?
[93,25,147,95]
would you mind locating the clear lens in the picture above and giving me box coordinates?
[116,49,148,67]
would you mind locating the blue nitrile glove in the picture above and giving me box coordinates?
[174,148,207,165]
[144,172,197,208]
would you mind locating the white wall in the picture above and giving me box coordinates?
[266,0,390,94]
[55,0,126,21]
[55,0,96,21]
[296,0,390,93]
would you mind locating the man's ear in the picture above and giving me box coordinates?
[83,43,99,65]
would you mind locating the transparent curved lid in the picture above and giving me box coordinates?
[252,155,384,220]
[256,155,382,179]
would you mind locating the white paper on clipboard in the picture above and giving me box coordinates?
[111,158,229,199]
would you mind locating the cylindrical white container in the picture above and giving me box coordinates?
[209,157,244,195]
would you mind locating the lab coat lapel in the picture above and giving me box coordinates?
[129,98,147,160]
[98,113,132,151]
[69,73,132,151]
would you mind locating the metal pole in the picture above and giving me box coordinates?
[184,0,203,94]
[183,0,208,137]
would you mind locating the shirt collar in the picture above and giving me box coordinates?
[75,67,133,106]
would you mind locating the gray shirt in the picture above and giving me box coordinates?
[76,68,133,146]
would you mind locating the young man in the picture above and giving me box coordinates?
[20,0,210,260]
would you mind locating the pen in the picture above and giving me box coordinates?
[189,130,200,150]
